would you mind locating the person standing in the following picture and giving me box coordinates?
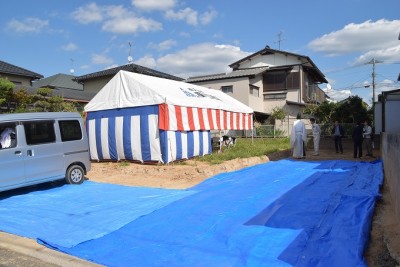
[290,113,307,159]
[331,120,344,154]
[352,122,363,158]
[363,120,373,156]
[310,118,321,156]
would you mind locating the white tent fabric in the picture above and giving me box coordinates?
[84,70,253,114]
[84,70,253,163]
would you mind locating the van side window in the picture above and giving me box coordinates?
[24,121,56,145]
[0,123,17,149]
[59,120,82,142]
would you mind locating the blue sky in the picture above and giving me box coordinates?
[1,0,399,105]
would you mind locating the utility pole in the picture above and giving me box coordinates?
[366,58,382,105]
[372,57,376,105]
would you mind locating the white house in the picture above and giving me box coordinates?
[186,45,328,126]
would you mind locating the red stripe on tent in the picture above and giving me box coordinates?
[223,111,228,129]
[198,108,205,130]
[175,106,184,131]
[159,104,169,130]
[248,114,253,130]
[207,109,215,130]
[228,112,234,129]
[187,107,195,130]
[236,113,240,130]
[216,109,221,129]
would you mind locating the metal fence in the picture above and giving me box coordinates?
[211,123,357,139]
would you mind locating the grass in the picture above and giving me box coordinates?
[197,137,290,165]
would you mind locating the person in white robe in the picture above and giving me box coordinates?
[290,114,307,159]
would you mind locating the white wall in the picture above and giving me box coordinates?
[83,77,112,93]
[374,102,382,133]
[386,100,400,133]
[239,53,301,69]
[192,77,264,113]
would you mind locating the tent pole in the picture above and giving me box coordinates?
[251,113,254,144]
[219,130,222,153]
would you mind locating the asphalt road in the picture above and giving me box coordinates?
[0,232,101,267]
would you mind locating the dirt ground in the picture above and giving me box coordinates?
[86,147,400,266]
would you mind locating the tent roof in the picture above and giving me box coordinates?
[85,70,253,114]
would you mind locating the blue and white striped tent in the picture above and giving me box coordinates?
[84,71,253,163]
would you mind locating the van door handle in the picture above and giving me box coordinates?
[27,150,34,157]
[15,151,22,156]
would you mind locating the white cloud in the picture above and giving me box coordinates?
[105,64,119,70]
[309,19,400,56]
[165,7,217,26]
[7,18,48,33]
[61,42,78,51]
[92,54,114,65]
[165,8,198,25]
[200,8,218,25]
[309,19,400,67]
[135,55,157,69]
[322,87,352,102]
[148,39,177,51]
[132,0,176,11]
[353,44,400,65]
[71,3,103,24]
[72,3,162,34]
[102,16,162,34]
[155,43,251,78]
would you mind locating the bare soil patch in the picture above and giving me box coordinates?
[86,147,399,266]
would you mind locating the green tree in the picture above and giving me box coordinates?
[268,106,286,124]
[32,87,53,112]
[333,96,369,123]
[0,77,15,107]
[303,101,337,123]
[13,88,32,112]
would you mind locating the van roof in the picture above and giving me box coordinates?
[0,112,82,122]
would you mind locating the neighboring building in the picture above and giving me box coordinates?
[186,45,328,123]
[74,63,184,93]
[32,73,96,104]
[0,60,43,87]
[375,88,400,134]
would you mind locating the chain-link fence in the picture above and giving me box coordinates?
[211,123,357,139]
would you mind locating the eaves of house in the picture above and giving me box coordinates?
[74,63,184,83]
[0,60,43,80]
[185,66,269,83]
[229,46,328,84]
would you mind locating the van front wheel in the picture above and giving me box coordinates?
[66,165,85,184]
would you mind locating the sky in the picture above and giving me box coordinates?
[1,0,400,105]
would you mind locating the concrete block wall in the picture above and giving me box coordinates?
[382,133,400,221]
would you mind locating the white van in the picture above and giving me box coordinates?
[0,112,91,192]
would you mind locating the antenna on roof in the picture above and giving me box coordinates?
[70,58,75,75]
[128,42,133,63]
[275,30,285,50]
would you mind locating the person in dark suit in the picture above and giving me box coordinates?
[352,122,363,158]
[331,120,344,154]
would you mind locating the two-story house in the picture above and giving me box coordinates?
[186,45,328,124]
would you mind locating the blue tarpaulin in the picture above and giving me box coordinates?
[0,159,382,266]
[0,182,195,248]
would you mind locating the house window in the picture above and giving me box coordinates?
[263,71,300,91]
[263,93,287,100]
[249,85,259,97]
[221,85,233,94]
